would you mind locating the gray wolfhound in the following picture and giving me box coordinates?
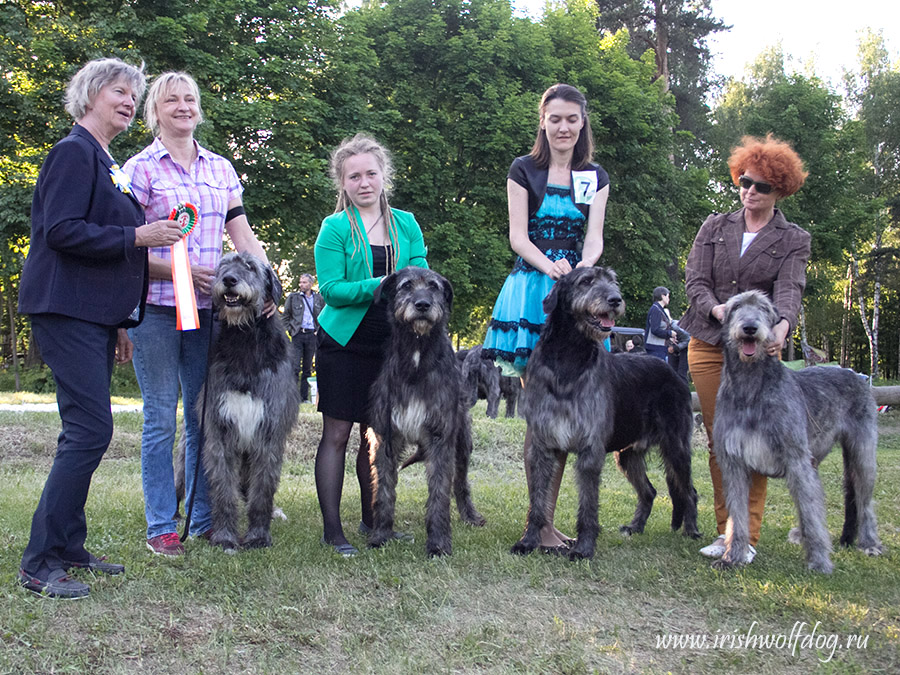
[367,267,485,557]
[461,345,521,418]
[512,267,700,561]
[713,290,882,574]
[199,252,299,552]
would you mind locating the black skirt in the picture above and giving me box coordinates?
[316,246,391,424]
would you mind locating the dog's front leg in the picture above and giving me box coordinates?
[511,440,556,555]
[569,448,602,560]
[203,431,242,553]
[785,459,833,574]
[243,445,282,549]
[369,431,398,549]
[425,439,453,557]
[713,453,751,569]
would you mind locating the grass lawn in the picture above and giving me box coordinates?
[1,398,899,673]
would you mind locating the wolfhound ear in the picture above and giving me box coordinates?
[373,272,398,305]
[543,283,560,315]
[266,266,283,306]
[441,275,454,311]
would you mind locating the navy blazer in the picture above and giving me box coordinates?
[19,125,149,326]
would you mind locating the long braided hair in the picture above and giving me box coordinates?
[329,133,400,276]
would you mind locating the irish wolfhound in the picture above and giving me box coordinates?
[512,267,700,561]
[461,345,520,418]
[367,267,485,557]
[199,252,299,552]
[713,290,882,574]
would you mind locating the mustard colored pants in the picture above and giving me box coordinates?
[688,337,767,546]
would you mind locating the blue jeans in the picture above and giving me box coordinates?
[130,305,213,539]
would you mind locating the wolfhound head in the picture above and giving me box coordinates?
[212,252,282,327]
[542,267,624,341]
[376,267,452,337]
[722,290,779,362]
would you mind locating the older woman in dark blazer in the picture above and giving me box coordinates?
[16,58,183,598]
[681,134,810,565]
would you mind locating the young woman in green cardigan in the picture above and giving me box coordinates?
[313,134,428,556]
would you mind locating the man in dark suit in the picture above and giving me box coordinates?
[283,273,325,402]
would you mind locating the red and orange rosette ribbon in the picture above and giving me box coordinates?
[169,203,200,331]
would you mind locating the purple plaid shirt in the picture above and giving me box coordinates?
[123,138,243,309]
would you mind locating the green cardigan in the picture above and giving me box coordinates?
[314,206,428,346]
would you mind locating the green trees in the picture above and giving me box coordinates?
[1,0,897,375]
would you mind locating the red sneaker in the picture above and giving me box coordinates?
[146,533,185,556]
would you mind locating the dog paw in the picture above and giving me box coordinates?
[808,559,834,574]
[426,545,451,558]
[461,511,486,528]
[682,527,702,540]
[243,535,273,549]
[211,533,240,553]
[367,530,391,549]
[567,546,594,561]
[510,540,536,556]
[711,557,741,570]
[787,527,803,545]
[860,543,884,556]
[271,507,288,521]
[619,525,635,536]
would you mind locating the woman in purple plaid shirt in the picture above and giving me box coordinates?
[123,72,272,557]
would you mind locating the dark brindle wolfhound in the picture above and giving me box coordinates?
[367,267,485,557]
[713,290,882,574]
[511,267,700,561]
[199,252,299,552]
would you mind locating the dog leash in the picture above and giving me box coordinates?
[181,312,216,542]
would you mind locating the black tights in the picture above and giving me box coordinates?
[315,415,375,546]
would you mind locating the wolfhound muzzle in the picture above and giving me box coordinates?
[511,267,700,561]
[367,267,485,557]
[713,290,882,573]
[199,252,299,552]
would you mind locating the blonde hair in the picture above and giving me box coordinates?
[329,133,399,275]
[144,72,204,136]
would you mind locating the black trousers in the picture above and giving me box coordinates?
[20,314,118,576]
[293,331,317,400]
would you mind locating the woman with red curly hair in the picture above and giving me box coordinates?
[680,134,810,564]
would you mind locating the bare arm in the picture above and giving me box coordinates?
[576,184,608,267]
[225,198,268,263]
[508,180,570,279]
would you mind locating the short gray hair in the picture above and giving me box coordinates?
[300,273,315,283]
[65,58,147,122]
[144,72,204,136]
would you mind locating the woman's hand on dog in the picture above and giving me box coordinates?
[547,258,572,280]
[192,265,215,295]
[766,319,790,356]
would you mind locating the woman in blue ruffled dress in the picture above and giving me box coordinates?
[483,83,609,552]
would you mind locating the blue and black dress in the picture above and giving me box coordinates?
[483,155,609,377]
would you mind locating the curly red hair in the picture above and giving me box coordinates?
[727,134,808,197]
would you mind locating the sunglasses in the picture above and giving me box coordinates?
[738,175,774,194]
